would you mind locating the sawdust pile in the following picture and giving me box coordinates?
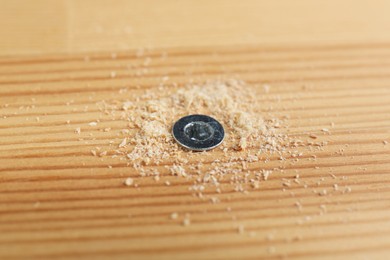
[96,79,301,195]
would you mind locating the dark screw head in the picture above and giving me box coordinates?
[172,114,225,151]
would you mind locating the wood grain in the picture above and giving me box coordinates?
[1,1,390,259]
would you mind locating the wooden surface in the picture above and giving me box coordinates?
[1,1,390,259]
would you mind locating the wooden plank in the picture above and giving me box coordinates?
[0,0,68,55]
[0,1,390,259]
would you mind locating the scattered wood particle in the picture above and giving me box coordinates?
[344,187,352,193]
[124,177,134,186]
[262,171,271,181]
[119,138,127,148]
[263,84,270,93]
[318,189,327,196]
[251,180,260,189]
[99,151,107,157]
[170,212,178,219]
[237,224,245,234]
[74,127,81,134]
[294,201,303,211]
[183,217,191,226]
[238,137,247,150]
[169,165,187,177]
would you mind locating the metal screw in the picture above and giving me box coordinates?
[172,114,225,151]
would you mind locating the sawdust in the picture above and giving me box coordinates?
[95,79,325,200]
[97,79,296,197]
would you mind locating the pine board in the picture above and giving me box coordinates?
[1,1,390,259]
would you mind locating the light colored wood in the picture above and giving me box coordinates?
[2,0,390,55]
[1,1,390,259]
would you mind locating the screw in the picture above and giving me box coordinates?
[172,114,225,151]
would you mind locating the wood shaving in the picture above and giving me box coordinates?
[124,177,134,186]
[119,138,127,148]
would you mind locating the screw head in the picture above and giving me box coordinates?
[172,114,225,151]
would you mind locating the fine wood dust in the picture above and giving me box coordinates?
[95,79,314,196]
